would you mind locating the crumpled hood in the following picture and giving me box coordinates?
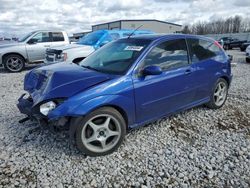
[24,63,112,105]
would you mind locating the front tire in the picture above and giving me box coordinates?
[74,107,126,156]
[246,57,250,63]
[3,54,25,72]
[206,78,228,109]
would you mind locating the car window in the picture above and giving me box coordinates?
[123,33,133,37]
[79,39,151,75]
[143,39,189,71]
[77,31,104,45]
[187,38,221,63]
[110,33,120,40]
[52,32,64,42]
[31,32,50,43]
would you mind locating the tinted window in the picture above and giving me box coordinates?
[123,33,133,37]
[110,33,120,40]
[79,39,151,75]
[143,39,189,71]
[52,32,64,41]
[31,32,50,43]
[187,38,220,63]
[77,31,104,45]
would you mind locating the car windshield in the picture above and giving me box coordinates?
[79,39,151,75]
[77,31,105,46]
[18,31,36,42]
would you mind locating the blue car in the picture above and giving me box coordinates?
[45,29,154,64]
[17,34,232,156]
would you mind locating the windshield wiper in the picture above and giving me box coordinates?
[81,65,100,72]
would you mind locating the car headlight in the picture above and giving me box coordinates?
[40,101,56,116]
[61,52,68,62]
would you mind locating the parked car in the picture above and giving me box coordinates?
[17,34,232,156]
[219,37,247,50]
[0,30,69,72]
[240,41,250,52]
[45,29,154,65]
[246,45,250,63]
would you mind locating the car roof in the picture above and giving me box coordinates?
[129,34,215,42]
[93,29,154,34]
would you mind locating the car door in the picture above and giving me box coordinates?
[186,37,226,100]
[133,38,197,123]
[26,32,51,62]
[50,32,66,48]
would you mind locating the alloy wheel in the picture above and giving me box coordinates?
[214,81,227,106]
[6,57,23,72]
[81,114,122,153]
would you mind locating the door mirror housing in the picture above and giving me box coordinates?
[27,38,38,44]
[142,65,162,76]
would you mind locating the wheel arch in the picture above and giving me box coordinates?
[98,105,128,128]
[2,52,27,63]
[220,75,230,86]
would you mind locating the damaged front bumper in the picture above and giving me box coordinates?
[17,94,69,129]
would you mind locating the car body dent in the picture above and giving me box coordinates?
[24,63,114,106]
[47,75,135,125]
[18,34,232,130]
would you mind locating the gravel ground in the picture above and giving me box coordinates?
[0,50,249,187]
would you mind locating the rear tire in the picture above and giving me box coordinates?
[73,107,126,156]
[246,58,250,63]
[206,78,228,109]
[224,45,229,50]
[3,54,25,72]
[240,47,245,52]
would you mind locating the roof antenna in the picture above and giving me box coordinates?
[127,25,143,39]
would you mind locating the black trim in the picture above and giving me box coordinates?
[185,37,192,64]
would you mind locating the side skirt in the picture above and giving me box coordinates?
[129,97,210,129]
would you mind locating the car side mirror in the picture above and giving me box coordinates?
[142,65,162,76]
[27,38,37,44]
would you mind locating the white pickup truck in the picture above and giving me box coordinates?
[0,30,69,72]
[45,29,154,65]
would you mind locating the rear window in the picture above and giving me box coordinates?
[187,38,223,63]
[110,33,120,40]
[52,32,64,42]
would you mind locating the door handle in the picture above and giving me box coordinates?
[44,45,50,47]
[185,69,192,75]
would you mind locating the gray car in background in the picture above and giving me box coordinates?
[0,30,69,72]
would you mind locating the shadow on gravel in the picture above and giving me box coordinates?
[16,120,86,158]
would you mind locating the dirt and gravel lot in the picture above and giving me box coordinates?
[0,50,249,188]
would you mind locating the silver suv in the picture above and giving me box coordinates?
[0,30,69,72]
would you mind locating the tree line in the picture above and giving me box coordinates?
[182,15,250,35]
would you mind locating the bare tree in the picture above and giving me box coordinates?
[181,15,249,35]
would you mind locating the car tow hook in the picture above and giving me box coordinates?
[19,117,30,123]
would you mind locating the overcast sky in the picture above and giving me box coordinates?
[0,0,249,37]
